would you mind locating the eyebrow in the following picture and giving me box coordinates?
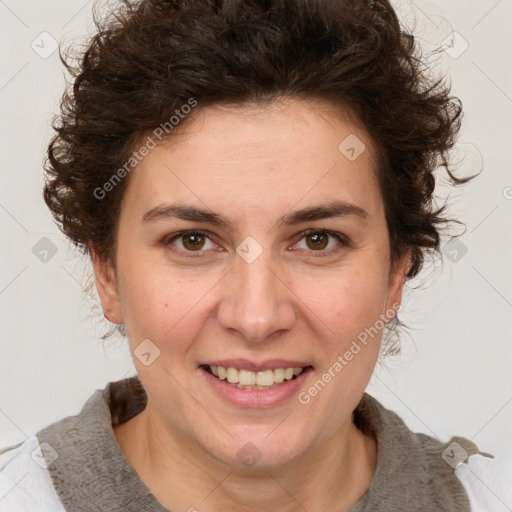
[141,200,368,230]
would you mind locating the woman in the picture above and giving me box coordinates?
[1,0,510,510]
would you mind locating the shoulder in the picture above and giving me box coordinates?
[0,379,141,512]
[454,449,512,512]
[0,436,66,512]
[356,394,512,510]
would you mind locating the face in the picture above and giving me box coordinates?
[92,98,408,469]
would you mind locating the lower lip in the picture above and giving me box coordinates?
[199,366,313,409]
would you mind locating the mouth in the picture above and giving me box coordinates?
[200,364,314,391]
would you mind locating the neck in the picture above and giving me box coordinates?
[114,402,377,512]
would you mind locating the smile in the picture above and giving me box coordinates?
[199,360,314,407]
[203,364,306,390]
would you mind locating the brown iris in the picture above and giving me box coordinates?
[182,233,206,251]
[305,232,328,250]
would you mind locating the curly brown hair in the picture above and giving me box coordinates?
[44,0,470,285]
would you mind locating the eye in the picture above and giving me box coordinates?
[291,229,347,254]
[164,230,218,254]
[163,228,348,257]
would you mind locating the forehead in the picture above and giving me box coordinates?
[121,98,382,225]
[157,97,373,165]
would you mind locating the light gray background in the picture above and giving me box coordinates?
[1,0,511,465]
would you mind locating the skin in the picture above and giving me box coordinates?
[91,97,410,512]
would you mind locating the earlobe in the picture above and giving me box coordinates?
[89,244,124,324]
[385,252,411,323]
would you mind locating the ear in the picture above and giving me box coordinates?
[89,243,124,324]
[383,251,411,323]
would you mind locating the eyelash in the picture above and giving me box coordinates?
[163,229,348,258]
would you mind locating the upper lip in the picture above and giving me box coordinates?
[200,359,312,372]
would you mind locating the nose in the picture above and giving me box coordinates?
[217,249,296,343]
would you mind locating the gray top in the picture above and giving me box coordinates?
[34,376,487,511]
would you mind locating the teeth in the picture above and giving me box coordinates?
[284,368,294,380]
[208,365,305,387]
[226,367,239,383]
[256,369,274,387]
[274,368,285,383]
[239,369,256,386]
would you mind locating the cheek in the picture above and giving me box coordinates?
[117,243,390,354]
[296,264,389,343]
[117,260,218,347]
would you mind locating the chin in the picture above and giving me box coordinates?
[201,426,312,471]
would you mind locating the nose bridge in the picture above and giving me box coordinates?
[217,245,295,342]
